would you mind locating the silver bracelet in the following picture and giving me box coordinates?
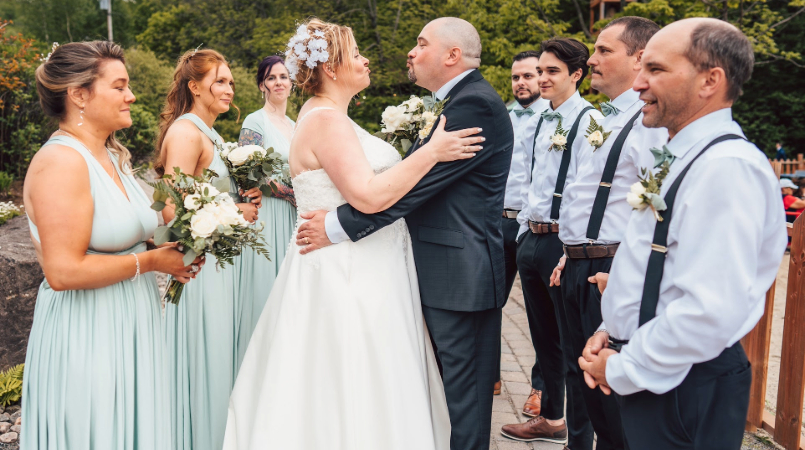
[593,329,609,337]
[131,253,141,282]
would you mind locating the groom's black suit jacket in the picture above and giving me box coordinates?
[337,70,514,312]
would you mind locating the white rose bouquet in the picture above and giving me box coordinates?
[377,95,448,155]
[149,167,270,304]
[220,143,286,200]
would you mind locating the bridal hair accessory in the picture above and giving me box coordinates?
[40,42,59,62]
[284,24,330,82]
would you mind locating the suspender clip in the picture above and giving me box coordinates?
[553,193,562,198]
[651,244,667,253]
[599,182,612,188]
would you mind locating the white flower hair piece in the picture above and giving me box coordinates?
[40,42,59,62]
[284,24,330,82]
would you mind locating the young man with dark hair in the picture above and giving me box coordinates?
[549,16,665,450]
[579,18,786,450]
[494,50,550,396]
[500,38,601,449]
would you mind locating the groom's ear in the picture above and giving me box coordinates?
[444,46,462,67]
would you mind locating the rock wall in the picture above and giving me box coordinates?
[0,216,43,371]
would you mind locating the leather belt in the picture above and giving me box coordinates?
[528,221,559,234]
[564,243,619,259]
[503,210,520,219]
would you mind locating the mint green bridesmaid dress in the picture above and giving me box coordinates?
[163,113,241,450]
[235,109,297,367]
[21,135,169,450]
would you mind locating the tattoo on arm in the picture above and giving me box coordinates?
[270,181,296,207]
[238,129,263,147]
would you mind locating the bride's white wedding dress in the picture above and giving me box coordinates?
[222,108,450,450]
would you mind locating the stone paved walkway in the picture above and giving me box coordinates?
[492,276,564,450]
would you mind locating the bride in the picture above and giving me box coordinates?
[222,18,484,450]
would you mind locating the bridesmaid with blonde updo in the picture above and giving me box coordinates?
[155,48,262,450]
[21,41,202,450]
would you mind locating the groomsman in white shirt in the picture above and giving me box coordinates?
[496,50,550,398]
[548,17,665,450]
[501,38,601,448]
[578,18,787,449]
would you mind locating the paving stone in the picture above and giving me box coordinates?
[503,333,528,341]
[508,340,534,349]
[501,361,522,372]
[495,438,533,449]
[493,396,515,413]
[504,381,534,395]
[501,371,528,383]
[501,353,517,362]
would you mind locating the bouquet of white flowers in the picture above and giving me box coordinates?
[149,167,270,304]
[220,143,286,200]
[377,95,448,155]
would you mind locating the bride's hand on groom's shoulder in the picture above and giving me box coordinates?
[422,115,485,163]
[296,210,332,255]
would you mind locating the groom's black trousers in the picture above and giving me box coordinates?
[561,256,625,450]
[516,231,593,450]
[422,305,501,450]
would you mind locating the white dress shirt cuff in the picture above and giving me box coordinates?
[604,353,643,396]
[324,211,350,244]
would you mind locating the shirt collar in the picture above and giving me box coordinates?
[665,108,739,159]
[549,90,583,117]
[434,69,475,100]
[610,88,640,112]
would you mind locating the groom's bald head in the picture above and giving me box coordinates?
[427,17,482,68]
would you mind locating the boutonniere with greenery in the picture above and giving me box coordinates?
[548,120,569,152]
[585,116,611,151]
[626,160,672,222]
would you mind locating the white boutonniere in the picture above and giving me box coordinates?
[585,116,611,151]
[626,161,671,221]
[549,120,569,152]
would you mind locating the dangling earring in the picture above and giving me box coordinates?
[77,106,84,127]
[333,74,337,81]
[261,90,265,99]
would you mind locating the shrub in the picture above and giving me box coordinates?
[117,103,158,165]
[0,170,12,195]
[0,364,23,407]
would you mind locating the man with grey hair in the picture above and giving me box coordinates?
[578,18,787,449]
[296,16,514,450]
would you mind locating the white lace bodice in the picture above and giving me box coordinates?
[293,110,401,214]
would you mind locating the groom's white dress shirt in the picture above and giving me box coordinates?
[600,108,787,396]
[505,98,550,211]
[324,69,475,244]
[515,91,603,238]
[558,89,667,245]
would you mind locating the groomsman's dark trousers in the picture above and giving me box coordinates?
[516,230,593,450]
[616,343,751,450]
[561,256,625,450]
[423,305,502,450]
[499,215,544,389]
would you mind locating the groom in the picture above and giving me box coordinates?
[296,17,514,450]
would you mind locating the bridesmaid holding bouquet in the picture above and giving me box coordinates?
[21,41,201,450]
[236,55,297,364]
[155,48,261,450]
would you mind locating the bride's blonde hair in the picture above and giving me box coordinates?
[288,18,357,95]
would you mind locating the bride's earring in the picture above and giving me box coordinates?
[77,105,85,127]
[333,73,337,81]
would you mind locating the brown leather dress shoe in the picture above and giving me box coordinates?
[500,416,568,444]
[494,380,501,395]
[522,388,542,417]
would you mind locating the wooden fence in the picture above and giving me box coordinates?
[770,155,805,178]
[743,219,804,449]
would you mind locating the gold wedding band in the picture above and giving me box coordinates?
[304,237,310,245]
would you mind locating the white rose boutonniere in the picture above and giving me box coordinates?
[629,160,673,221]
[584,116,611,151]
[549,120,569,152]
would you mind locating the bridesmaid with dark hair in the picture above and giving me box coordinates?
[236,55,297,361]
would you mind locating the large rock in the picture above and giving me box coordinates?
[0,215,43,371]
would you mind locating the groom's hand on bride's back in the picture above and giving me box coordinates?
[296,210,332,254]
